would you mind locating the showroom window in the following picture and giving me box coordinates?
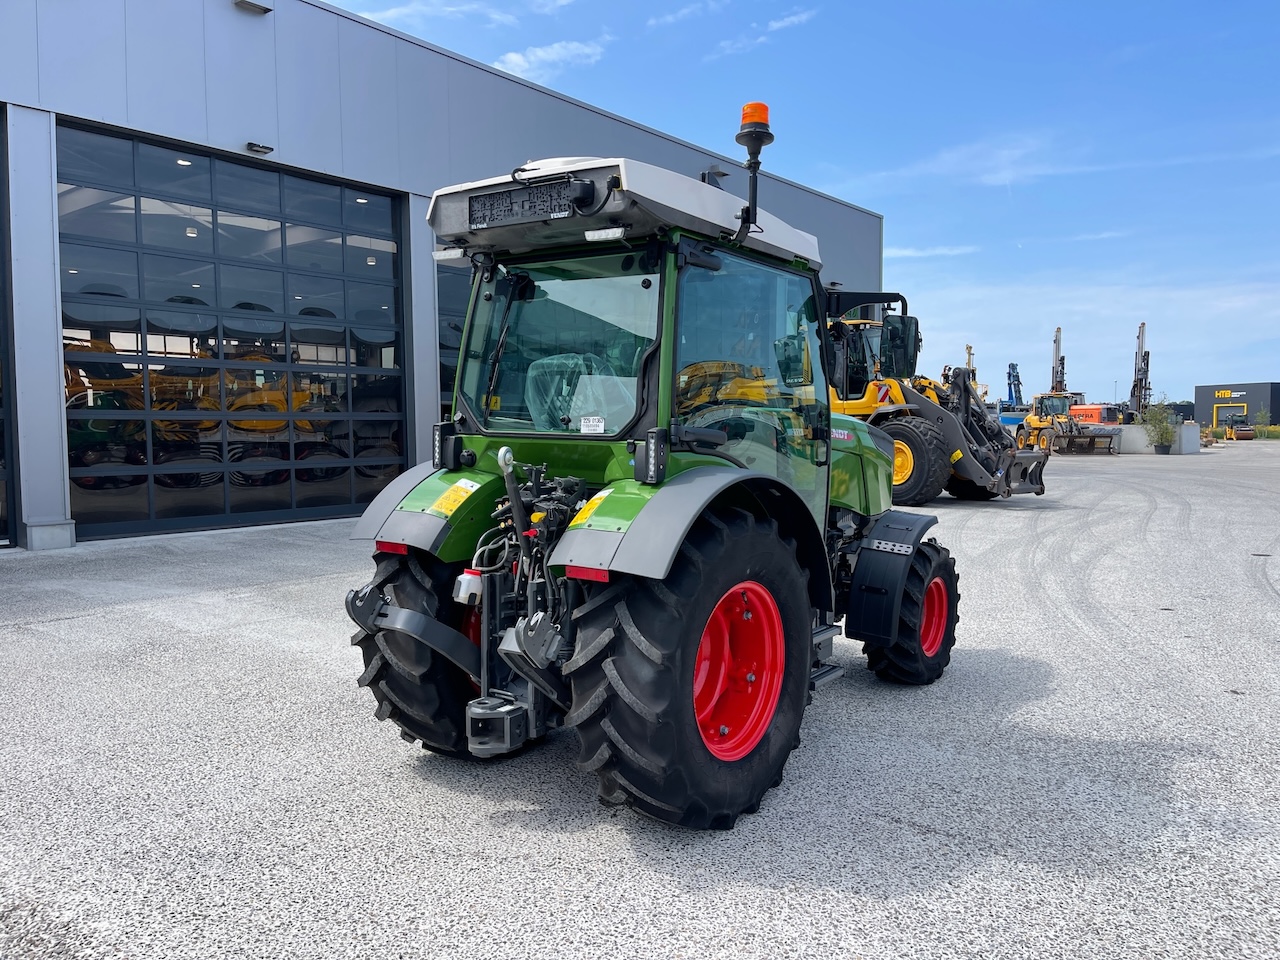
[56,125,405,536]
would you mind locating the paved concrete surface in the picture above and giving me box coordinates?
[1,444,1277,959]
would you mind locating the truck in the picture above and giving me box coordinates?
[344,104,962,829]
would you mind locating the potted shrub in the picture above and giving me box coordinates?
[1141,396,1177,454]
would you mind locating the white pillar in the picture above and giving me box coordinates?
[404,191,439,467]
[5,105,75,549]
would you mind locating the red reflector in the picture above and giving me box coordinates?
[565,565,609,583]
[375,540,408,555]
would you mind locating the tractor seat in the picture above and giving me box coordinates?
[526,353,632,432]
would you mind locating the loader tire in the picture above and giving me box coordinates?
[565,505,810,829]
[865,539,960,685]
[944,474,999,501]
[351,552,477,759]
[881,417,950,507]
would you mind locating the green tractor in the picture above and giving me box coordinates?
[346,104,961,828]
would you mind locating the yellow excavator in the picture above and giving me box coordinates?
[826,292,1048,505]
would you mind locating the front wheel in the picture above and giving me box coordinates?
[881,417,950,506]
[865,539,960,684]
[565,505,811,829]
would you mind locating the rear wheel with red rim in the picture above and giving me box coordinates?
[694,581,786,762]
[566,505,811,829]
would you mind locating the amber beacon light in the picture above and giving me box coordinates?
[733,102,774,243]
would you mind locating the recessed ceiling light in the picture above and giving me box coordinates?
[67,268,79,274]
[176,159,193,167]
[186,227,198,238]
[191,283,201,288]
[381,305,387,310]
[294,295,303,300]
[366,256,376,266]
[355,197,368,204]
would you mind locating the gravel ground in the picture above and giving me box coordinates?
[1,443,1278,959]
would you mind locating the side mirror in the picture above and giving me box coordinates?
[773,333,810,387]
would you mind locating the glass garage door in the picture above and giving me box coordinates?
[56,125,405,536]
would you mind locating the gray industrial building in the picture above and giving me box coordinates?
[0,0,882,550]
[1194,382,1280,428]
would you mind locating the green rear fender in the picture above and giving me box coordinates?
[351,464,508,562]
[549,466,833,617]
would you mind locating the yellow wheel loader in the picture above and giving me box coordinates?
[1018,393,1118,454]
[828,294,1048,506]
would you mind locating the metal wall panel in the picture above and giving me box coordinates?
[4,105,74,548]
[0,0,40,108]
[403,192,436,465]
[336,16,400,189]
[36,0,129,122]
[394,41,449,191]
[124,0,209,143]
[204,0,280,155]
[273,0,343,175]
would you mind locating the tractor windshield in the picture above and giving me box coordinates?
[457,251,660,435]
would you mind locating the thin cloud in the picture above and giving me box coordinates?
[492,34,611,84]
[648,4,701,27]
[768,9,817,30]
[649,0,729,28]
[362,1,518,28]
[885,245,979,258]
[1065,231,1127,241]
[856,134,1280,189]
[705,33,767,60]
[530,0,574,12]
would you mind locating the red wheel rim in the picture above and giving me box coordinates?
[693,581,785,762]
[920,576,949,658]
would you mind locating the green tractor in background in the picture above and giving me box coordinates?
[346,105,961,828]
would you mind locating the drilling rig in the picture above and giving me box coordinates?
[1127,322,1151,423]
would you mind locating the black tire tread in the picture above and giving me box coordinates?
[864,539,960,685]
[566,504,809,829]
[945,474,999,501]
[351,554,477,759]
[882,417,951,506]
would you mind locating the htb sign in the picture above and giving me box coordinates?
[1215,389,1246,398]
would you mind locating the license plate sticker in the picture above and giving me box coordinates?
[580,416,606,435]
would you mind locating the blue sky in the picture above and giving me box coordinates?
[331,0,1278,403]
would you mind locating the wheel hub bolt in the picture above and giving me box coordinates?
[719,725,729,736]
[743,610,752,620]
[746,673,756,683]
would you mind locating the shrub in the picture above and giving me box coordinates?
[1140,396,1177,447]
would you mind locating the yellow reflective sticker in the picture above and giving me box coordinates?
[427,478,482,518]
[950,449,964,463]
[570,488,613,528]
